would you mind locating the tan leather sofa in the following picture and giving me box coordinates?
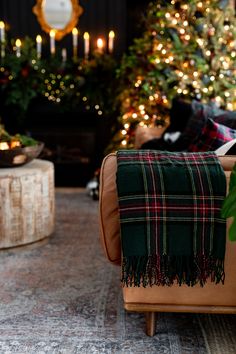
[99,153,236,336]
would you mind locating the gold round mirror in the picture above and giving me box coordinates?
[33,0,83,40]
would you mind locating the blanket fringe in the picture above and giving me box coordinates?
[121,255,225,287]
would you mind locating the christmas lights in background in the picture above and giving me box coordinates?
[112,0,236,150]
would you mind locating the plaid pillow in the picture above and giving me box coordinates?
[176,100,236,152]
[187,118,236,152]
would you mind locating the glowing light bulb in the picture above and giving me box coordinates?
[227,103,233,110]
[97,38,104,53]
[197,39,204,47]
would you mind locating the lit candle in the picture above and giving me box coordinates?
[97,38,104,54]
[15,39,21,57]
[0,21,5,43]
[0,142,9,150]
[36,35,42,59]
[62,48,67,63]
[83,32,90,59]
[0,21,5,58]
[72,27,78,59]
[108,30,115,54]
[50,29,56,56]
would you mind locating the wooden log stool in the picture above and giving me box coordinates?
[0,159,55,249]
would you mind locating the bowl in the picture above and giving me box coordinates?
[0,142,44,167]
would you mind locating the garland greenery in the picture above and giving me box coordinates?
[0,37,118,125]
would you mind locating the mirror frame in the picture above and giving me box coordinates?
[33,0,83,40]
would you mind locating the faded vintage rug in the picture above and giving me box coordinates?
[0,189,235,354]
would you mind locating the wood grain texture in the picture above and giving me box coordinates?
[0,159,55,249]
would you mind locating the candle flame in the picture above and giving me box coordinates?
[50,30,56,38]
[109,30,115,39]
[0,21,5,29]
[97,38,104,49]
[36,35,42,43]
[72,27,78,35]
[15,39,21,47]
[0,142,9,150]
[11,140,21,148]
[83,32,90,40]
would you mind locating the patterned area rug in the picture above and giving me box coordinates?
[0,189,235,354]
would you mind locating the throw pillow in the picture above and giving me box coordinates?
[187,118,236,152]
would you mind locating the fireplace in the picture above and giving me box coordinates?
[23,98,110,187]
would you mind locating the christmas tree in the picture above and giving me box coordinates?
[111,0,236,150]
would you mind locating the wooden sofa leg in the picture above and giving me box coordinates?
[145,312,157,336]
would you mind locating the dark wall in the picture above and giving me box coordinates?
[0,0,149,58]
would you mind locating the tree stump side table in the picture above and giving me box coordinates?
[0,159,55,249]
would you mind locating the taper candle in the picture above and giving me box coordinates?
[50,30,56,56]
[83,32,90,59]
[15,39,21,57]
[108,30,115,54]
[97,38,104,54]
[0,21,5,58]
[36,35,42,59]
[0,21,5,43]
[62,48,67,63]
[72,27,78,59]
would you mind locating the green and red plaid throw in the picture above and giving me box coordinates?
[116,150,227,287]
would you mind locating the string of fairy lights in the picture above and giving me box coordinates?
[118,0,236,148]
[0,22,117,118]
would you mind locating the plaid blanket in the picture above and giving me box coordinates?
[116,150,226,287]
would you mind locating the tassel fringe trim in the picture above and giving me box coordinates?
[121,255,225,287]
